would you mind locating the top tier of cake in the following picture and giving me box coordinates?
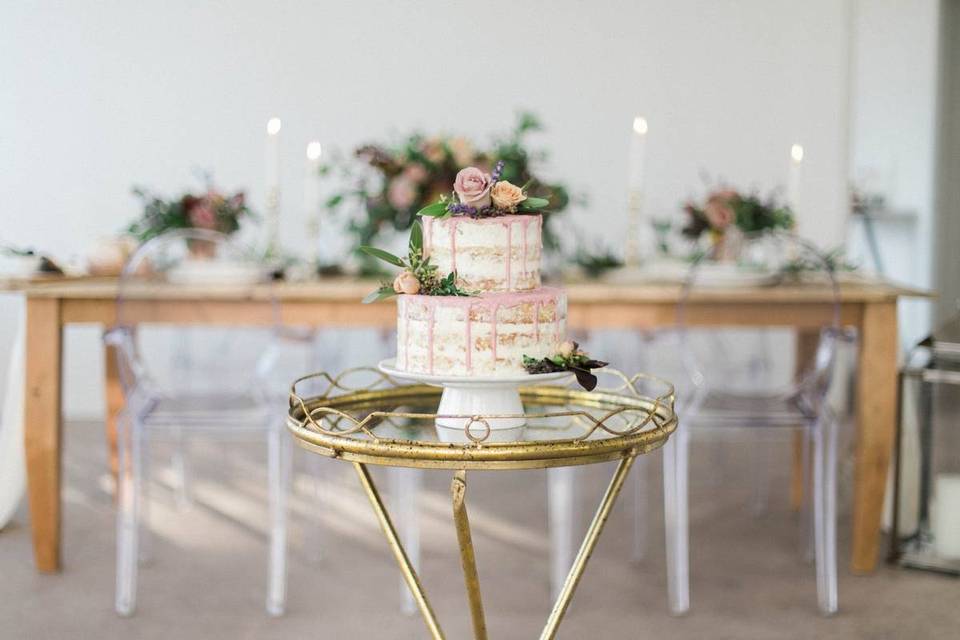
[423,214,542,293]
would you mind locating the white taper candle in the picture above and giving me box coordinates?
[625,116,648,266]
[304,140,323,262]
[265,117,282,255]
[788,143,803,214]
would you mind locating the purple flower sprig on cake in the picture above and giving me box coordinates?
[416,162,551,219]
[490,160,505,183]
[446,202,477,216]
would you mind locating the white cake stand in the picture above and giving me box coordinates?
[378,359,573,442]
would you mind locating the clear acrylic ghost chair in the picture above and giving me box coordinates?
[110,229,290,617]
[289,363,420,613]
[545,329,648,598]
[648,231,841,615]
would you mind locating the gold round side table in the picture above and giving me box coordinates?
[287,368,677,640]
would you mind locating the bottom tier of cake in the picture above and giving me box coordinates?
[396,287,566,376]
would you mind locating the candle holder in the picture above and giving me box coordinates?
[890,312,960,575]
[623,189,645,267]
[264,186,281,258]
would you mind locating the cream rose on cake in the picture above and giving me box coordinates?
[491,181,527,212]
[393,270,421,295]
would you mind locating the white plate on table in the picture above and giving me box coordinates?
[0,255,42,278]
[166,260,269,286]
[607,261,778,287]
[692,263,780,288]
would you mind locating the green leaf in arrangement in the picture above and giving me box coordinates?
[362,286,397,304]
[358,246,406,268]
[409,220,423,253]
[519,196,550,211]
[416,201,449,217]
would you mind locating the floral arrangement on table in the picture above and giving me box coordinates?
[781,246,858,279]
[126,182,254,243]
[359,220,473,303]
[320,112,572,273]
[681,187,794,260]
[573,242,623,279]
[523,341,609,391]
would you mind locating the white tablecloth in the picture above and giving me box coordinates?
[0,306,26,529]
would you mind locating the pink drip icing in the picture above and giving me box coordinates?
[429,286,561,308]
[465,303,472,372]
[521,217,529,279]
[503,220,512,289]
[413,286,562,371]
[427,298,436,374]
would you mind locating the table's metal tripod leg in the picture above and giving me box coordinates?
[352,462,445,640]
[451,470,488,640]
[540,454,637,640]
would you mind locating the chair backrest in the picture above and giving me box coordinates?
[672,231,842,412]
[113,229,278,401]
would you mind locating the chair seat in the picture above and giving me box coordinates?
[688,391,817,428]
[138,392,272,429]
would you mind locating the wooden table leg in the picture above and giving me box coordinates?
[852,301,898,574]
[23,297,63,573]
[103,340,123,483]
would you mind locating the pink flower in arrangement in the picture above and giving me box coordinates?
[703,190,737,230]
[448,136,474,167]
[188,201,218,229]
[387,176,418,210]
[403,163,429,184]
[453,167,492,210]
[420,137,445,164]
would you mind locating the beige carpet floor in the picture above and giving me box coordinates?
[1,421,957,639]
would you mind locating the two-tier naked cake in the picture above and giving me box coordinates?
[397,213,566,376]
[362,161,604,388]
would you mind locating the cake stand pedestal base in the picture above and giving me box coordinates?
[378,359,572,443]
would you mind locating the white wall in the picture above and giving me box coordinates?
[1,0,855,419]
[847,0,940,348]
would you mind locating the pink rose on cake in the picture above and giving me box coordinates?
[454,167,491,210]
[491,180,527,212]
[393,270,421,295]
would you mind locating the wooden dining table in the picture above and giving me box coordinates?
[2,275,926,576]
